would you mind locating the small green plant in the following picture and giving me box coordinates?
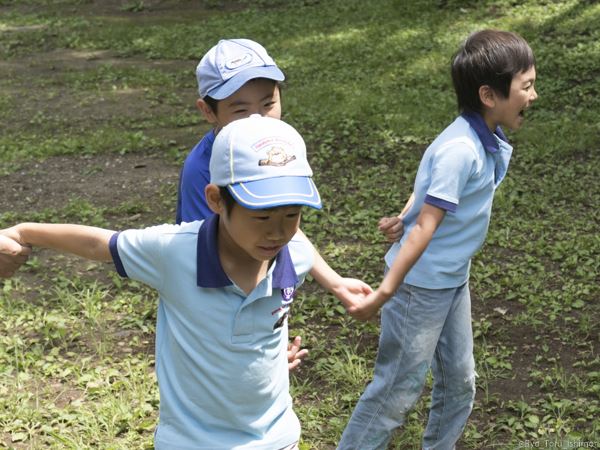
[121,1,146,12]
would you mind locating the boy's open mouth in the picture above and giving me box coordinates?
[518,109,525,117]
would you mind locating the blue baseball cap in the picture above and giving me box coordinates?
[196,39,285,100]
[210,115,321,210]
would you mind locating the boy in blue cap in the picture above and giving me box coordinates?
[338,30,538,449]
[177,38,364,368]
[1,115,369,449]
[176,38,285,223]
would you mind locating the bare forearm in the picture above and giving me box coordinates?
[16,223,114,261]
[310,248,344,290]
[298,229,344,292]
[376,204,445,303]
[378,223,433,297]
[298,229,372,309]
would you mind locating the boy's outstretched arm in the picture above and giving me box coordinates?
[351,204,445,321]
[309,249,373,312]
[2,223,114,262]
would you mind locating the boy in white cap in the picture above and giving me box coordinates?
[177,38,365,369]
[0,115,370,450]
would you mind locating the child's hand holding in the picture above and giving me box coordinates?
[0,231,31,278]
[331,278,373,313]
[378,215,404,242]
[347,290,388,322]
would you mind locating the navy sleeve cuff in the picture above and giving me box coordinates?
[109,232,128,278]
[425,195,457,213]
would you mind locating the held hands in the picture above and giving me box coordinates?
[287,336,308,372]
[346,289,389,322]
[330,277,373,313]
[330,277,393,322]
[0,231,30,278]
[379,215,404,242]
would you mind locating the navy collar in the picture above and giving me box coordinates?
[207,128,216,143]
[461,110,508,154]
[196,214,299,289]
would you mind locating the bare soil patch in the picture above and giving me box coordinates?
[0,152,179,220]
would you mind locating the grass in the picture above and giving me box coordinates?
[0,0,599,448]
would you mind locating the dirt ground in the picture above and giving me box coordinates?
[0,1,204,222]
[1,1,595,447]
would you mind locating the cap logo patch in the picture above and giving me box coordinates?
[259,147,296,167]
[225,52,253,70]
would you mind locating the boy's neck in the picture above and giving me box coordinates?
[482,116,498,132]
[222,254,270,296]
[216,223,271,296]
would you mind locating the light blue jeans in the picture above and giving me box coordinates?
[337,282,476,450]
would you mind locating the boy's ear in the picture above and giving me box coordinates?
[205,184,224,215]
[478,85,497,109]
[197,99,218,125]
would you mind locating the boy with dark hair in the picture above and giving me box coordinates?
[338,29,538,449]
[0,115,369,449]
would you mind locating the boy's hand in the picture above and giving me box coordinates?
[347,290,388,322]
[379,215,404,242]
[0,232,31,278]
[331,278,373,311]
[287,336,308,372]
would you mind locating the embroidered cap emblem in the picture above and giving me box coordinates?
[224,53,253,70]
[258,147,296,167]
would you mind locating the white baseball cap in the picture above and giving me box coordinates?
[210,115,321,210]
[196,39,285,100]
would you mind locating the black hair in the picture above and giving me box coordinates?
[218,186,236,214]
[451,30,535,113]
[202,78,284,114]
[203,95,219,114]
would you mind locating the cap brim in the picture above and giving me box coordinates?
[228,176,322,210]
[208,66,285,100]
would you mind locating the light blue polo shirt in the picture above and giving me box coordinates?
[109,214,314,449]
[385,112,513,289]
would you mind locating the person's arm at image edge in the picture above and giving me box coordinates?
[3,223,114,262]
